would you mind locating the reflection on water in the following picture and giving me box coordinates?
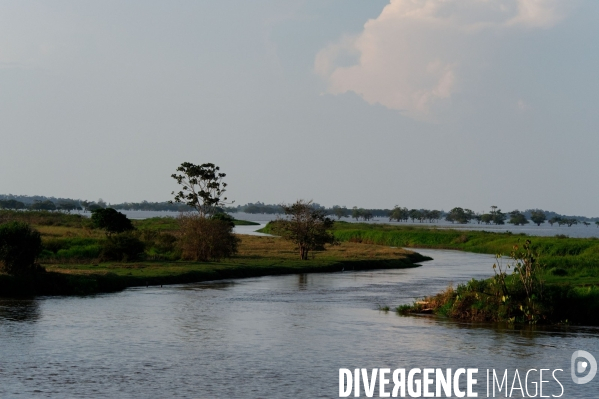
[179,281,236,291]
[0,299,40,322]
[0,249,597,398]
[297,274,308,290]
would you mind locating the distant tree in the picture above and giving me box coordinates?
[465,209,475,222]
[446,207,470,224]
[492,209,506,225]
[409,209,422,223]
[596,221,599,228]
[420,210,430,222]
[0,199,25,210]
[57,201,80,213]
[583,221,590,227]
[508,210,529,226]
[0,222,43,275]
[171,162,231,217]
[480,214,493,224]
[362,210,373,221]
[351,207,362,221]
[428,210,441,222]
[272,200,336,260]
[530,210,546,226]
[565,218,578,227]
[389,206,409,222]
[91,208,135,235]
[548,217,561,226]
[331,206,349,220]
[30,200,56,211]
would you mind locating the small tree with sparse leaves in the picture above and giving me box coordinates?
[273,200,336,260]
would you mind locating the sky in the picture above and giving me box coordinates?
[1,0,598,216]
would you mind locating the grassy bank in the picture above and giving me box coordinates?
[261,222,599,325]
[0,229,430,297]
[322,223,599,286]
[330,224,599,325]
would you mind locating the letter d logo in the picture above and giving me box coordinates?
[571,350,597,384]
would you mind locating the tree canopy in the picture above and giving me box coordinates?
[530,210,546,226]
[508,210,529,226]
[273,200,336,260]
[171,162,230,217]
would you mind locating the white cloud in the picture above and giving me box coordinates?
[315,0,571,118]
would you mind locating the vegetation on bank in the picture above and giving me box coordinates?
[0,210,429,297]
[324,223,599,286]
[396,241,599,326]
[270,200,337,260]
[262,222,599,325]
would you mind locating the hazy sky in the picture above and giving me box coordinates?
[1,0,598,216]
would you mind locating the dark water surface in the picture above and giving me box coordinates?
[1,249,597,398]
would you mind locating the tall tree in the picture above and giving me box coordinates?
[171,162,231,217]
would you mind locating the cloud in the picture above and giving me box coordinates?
[315,0,570,118]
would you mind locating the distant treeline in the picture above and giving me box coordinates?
[0,195,192,213]
[2,195,598,225]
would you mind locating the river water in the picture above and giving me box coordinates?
[1,249,598,398]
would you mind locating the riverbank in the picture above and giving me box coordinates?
[314,223,599,325]
[0,235,430,297]
[320,223,599,286]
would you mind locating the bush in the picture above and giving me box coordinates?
[91,208,134,235]
[139,230,179,259]
[178,215,239,261]
[100,232,145,262]
[0,222,43,275]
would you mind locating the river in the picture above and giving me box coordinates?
[0,249,597,398]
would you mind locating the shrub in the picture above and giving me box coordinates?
[140,230,179,259]
[0,222,43,275]
[91,208,134,235]
[100,232,145,261]
[177,215,239,261]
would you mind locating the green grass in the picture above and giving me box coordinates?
[323,223,599,285]
[131,216,259,230]
[262,221,599,325]
[1,235,430,297]
[132,217,179,231]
